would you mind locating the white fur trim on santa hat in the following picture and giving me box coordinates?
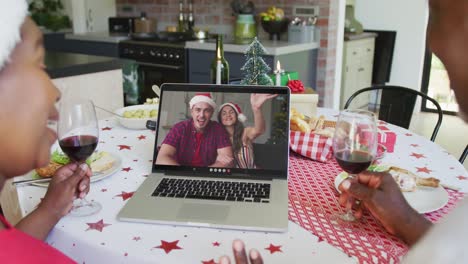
[219,102,247,123]
[0,0,28,71]
[189,93,217,110]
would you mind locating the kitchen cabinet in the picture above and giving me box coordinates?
[340,35,376,109]
[44,33,120,57]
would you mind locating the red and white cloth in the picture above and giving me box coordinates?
[289,131,333,162]
[11,108,468,263]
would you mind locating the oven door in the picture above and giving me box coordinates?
[137,62,186,104]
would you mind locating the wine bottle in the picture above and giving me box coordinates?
[187,0,194,32]
[177,0,185,32]
[210,35,229,84]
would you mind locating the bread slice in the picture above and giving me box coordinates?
[90,152,115,172]
[388,166,439,192]
[36,162,63,178]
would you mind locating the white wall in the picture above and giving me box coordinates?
[354,0,429,91]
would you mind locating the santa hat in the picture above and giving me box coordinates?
[219,102,247,123]
[0,0,28,71]
[189,92,217,110]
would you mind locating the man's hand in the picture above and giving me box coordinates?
[219,239,263,264]
[215,154,234,167]
[339,171,432,245]
[250,93,277,111]
[40,163,91,218]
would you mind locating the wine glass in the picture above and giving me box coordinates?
[57,98,101,216]
[333,109,378,222]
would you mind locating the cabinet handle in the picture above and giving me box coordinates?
[367,48,372,52]
[358,67,365,72]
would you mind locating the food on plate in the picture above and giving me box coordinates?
[289,108,335,136]
[36,162,63,178]
[90,152,115,172]
[388,166,440,192]
[123,108,158,119]
[144,97,159,105]
[35,150,115,178]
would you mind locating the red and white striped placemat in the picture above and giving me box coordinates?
[287,152,465,263]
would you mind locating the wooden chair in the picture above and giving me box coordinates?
[344,85,443,142]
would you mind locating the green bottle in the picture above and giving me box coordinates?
[210,35,229,84]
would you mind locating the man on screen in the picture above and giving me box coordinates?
[156,93,234,167]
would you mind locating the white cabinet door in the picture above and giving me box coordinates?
[70,0,116,33]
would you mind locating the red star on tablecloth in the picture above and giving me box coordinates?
[405,133,413,136]
[201,259,217,264]
[153,240,182,254]
[122,167,132,172]
[212,241,220,247]
[133,236,141,241]
[410,153,426,159]
[124,253,128,257]
[101,127,112,131]
[457,176,468,181]
[137,135,146,140]
[117,145,131,150]
[115,191,135,201]
[86,219,111,232]
[133,159,138,162]
[410,144,419,147]
[416,167,432,174]
[101,188,107,192]
[265,244,282,254]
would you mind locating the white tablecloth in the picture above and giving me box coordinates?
[15,117,353,264]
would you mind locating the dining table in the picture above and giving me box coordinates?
[6,108,468,264]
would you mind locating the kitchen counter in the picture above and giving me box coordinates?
[45,51,127,79]
[65,31,129,43]
[185,39,320,55]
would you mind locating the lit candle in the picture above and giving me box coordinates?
[275,60,284,86]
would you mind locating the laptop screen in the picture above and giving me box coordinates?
[152,84,290,178]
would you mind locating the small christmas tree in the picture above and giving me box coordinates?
[240,37,273,85]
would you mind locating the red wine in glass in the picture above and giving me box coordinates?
[59,135,98,163]
[335,150,373,175]
[57,98,101,217]
[332,109,378,223]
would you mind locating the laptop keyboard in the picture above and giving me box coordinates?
[151,178,271,203]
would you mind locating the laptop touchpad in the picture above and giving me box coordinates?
[177,203,229,221]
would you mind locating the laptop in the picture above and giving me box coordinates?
[118,83,290,232]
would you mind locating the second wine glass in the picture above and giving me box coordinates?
[57,98,101,216]
[333,109,378,222]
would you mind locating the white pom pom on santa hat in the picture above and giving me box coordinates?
[0,0,28,71]
[219,102,247,123]
[189,92,217,110]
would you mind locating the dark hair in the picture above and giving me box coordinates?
[218,105,245,155]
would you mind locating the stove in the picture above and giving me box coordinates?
[119,32,196,104]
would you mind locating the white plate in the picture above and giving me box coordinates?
[334,171,449,214]
[31,152,122,187]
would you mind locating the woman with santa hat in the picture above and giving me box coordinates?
[0,1,91,262]
[217,94,277,169]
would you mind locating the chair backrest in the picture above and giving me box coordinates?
[460,145,468,163]
[344,85,443,142]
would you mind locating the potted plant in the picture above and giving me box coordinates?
[29,0,71,32]
[230,0,256,44]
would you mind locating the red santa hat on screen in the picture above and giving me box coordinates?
[189,92,217,110]
[219,102,247,123]
[0,0,28,71]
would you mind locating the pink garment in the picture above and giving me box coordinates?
[0,215,75,263]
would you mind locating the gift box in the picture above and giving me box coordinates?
[290,131,334,162]
[290,87,318,118]
[377,125,396,153]
[269,71,298,86]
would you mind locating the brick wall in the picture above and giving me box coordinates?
[117,0,339,107]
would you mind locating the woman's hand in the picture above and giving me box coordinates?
[219,239,263,264]
[40,163,91,218]
[339,171,432,245]
[250,93,278,111]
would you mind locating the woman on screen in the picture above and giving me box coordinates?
[218,93,277,169]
